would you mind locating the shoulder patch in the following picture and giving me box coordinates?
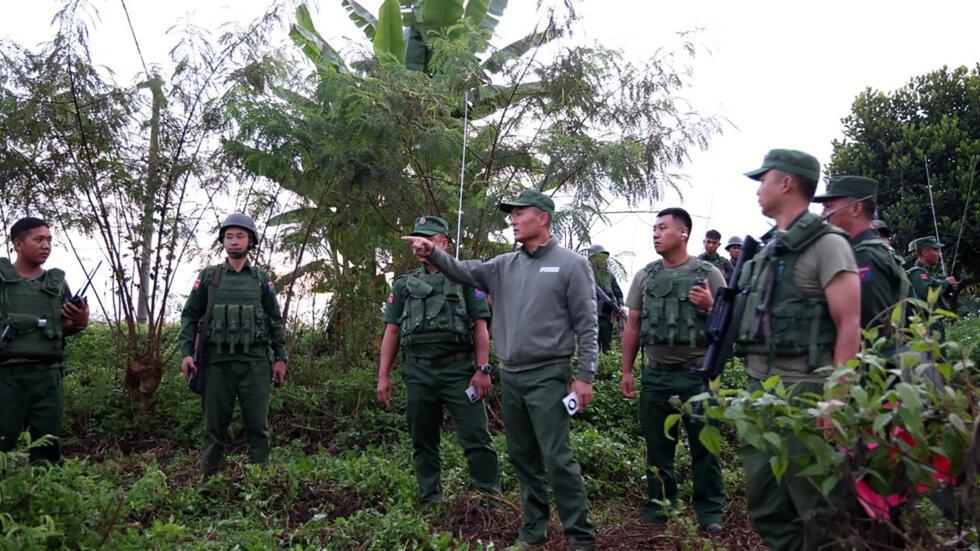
[920,273,929,281]
[387,292,394,304]
[859,266,871,283]
[193,279,202,289]
[473,289,486,300]
[267,281,276,293]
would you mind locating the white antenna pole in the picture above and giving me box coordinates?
[455,92,469,259]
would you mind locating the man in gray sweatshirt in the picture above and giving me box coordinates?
[402,188,598,550]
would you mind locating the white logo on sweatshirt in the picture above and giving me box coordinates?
[539,267,560,273]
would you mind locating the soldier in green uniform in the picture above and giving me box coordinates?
[907,237,959,335]
[737,150,862,550]
[0,218,89,464]
[587,244,624,354]
[724,235,743,265]
[620,208,726,534]
[178,213,287,475]
[814,176,909,329]
[376,215,501,506]
[698,229,734,280]
[871,219,895,251]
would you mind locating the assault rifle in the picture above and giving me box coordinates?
[945,276,975,313]
[69,261,102,307]
[596,285,625,332]
[692,235,760,380]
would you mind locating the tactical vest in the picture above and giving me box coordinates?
[0,258,66,362]
[734,213,843,370]
[854,238,910,303]
[638,259,713,347]
[398,269,474,348]
[205,265,271,353]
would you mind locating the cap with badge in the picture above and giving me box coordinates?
[499,188,555,216]
[744,148,821,182]
[410,216,450,237]
[914,236,944,252]
[812,175,878,203]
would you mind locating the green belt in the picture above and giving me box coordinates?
[0,361,61,374]
[408,351,471,368]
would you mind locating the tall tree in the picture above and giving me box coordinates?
[829,64,980,280]
[225,1,721,363]
[0,0,284,408]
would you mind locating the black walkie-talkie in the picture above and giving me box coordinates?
[70,261,102,307]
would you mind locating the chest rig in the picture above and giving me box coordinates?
[205,265,271,353]
[0,258,66,362]
[735,213,844,369]
[639,259,713,347]
[398,268,474,348]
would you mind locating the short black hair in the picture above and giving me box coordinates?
[859,200,876,220]
[657,207,692,236]
[791,174,818,200]
[705,229,721,240]
[10,217,49,243]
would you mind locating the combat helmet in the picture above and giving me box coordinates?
[219,213,259,248]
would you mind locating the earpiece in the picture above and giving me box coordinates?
[681,233,688,239]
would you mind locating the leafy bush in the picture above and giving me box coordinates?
[689,301,980,547]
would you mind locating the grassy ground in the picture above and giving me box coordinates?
[2,324,772,549]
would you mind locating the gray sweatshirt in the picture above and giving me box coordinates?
[428,238,599,382]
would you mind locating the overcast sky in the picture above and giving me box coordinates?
[4,0,979,298]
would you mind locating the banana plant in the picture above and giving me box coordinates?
[289,0,558,117]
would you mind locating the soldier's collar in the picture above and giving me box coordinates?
[851,228,879,245]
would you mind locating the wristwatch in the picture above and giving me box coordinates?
[275,356,289,364]
[476,363,492,374]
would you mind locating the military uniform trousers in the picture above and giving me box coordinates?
[741,378,833,550]
[402,353,500,504]
[597,318,614,354]
[640,361,724,525]
[0,364,64,464]
[203,357,271,471]
[500,361,595,545]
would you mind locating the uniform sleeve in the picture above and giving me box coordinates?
[706,266,726,296]
[261,277,288,360]
[854,248,877,327]
[382,278,407,325]
[567,256,599,382]
[813,234,859,288]
[178,269,210,358]
[464,286,492,320]
[625,269,646,310]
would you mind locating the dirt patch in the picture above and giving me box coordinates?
[288,484,367,527]
[432,493,524,545]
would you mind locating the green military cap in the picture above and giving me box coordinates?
[725,236,743,250]
[744,148,821,182]
[914,236,944,252]
[812,175,878,203]
[410,215,450,237]
[499,188,555,216]
[587,244,609,257]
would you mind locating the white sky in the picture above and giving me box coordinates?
[3,0,979,303]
